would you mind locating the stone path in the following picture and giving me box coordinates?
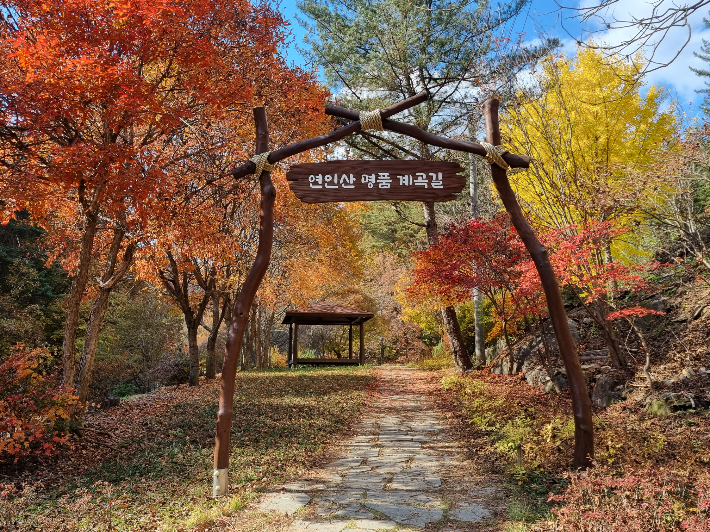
[255,366,503,531]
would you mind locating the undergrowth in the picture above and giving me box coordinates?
[441,371,710,531]
[0,366,375,531]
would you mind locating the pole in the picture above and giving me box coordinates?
[482,99,593,468]
[213,107,276,496]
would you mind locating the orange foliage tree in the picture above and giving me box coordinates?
[0,0,323,401]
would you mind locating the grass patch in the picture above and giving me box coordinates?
[2,366,374,531]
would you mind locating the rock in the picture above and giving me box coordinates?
[699,367,708,375]
[682,367,696,378]
[592,375,615,407]
[647,399,671,416]
[525,368,549,387]
[106,396,121,407]
[542,374,568,393]
[484,345,497,365]
[568,318,581,343]
[647,392,709,415]
[599,366,612,374]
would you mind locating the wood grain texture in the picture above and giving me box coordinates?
[286,160,465,203]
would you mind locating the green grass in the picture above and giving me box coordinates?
[8,366,375,531]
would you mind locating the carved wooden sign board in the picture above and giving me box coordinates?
[286,160,465,203]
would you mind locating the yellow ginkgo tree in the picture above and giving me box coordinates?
[502,46,676,243]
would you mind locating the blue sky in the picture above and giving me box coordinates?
[277,0,710,119]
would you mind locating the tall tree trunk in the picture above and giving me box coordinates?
[250,304,258,368]
[75,230,135,402]
[263,309,275,368]
[470,151,486,367]
[158,253,214,387]
[186,319,200,386]
[423,201,473,371]
[483,99,593,469]
[592,301,627,367]
[206,293,228,380]
[62,207,98,388]
[76,288,111,403]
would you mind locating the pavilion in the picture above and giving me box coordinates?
[282,303,374,367]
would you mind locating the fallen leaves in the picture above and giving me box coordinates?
[1,367,374,531]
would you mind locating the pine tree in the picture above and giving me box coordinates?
[691,13,710,115]
[298,0,557,369]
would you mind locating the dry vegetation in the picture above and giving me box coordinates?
[0,367,374,531]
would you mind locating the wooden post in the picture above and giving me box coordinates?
[288,323,293,368]
[349,323,353,359]
[293,323,299,367]
[213,107,276,497]
[359,322,365,365]
[482,99,593,469]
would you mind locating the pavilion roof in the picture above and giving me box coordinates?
[282,303,374,325]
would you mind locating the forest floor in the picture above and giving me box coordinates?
[216,366,507,532]
[1,367,376,531]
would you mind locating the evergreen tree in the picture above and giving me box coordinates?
[0,211,70,355]
[691,13,710,116]
[298,0,557,368]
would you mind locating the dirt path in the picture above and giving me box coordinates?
[247,366,505,531]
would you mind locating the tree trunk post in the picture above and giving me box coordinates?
[423,202,473,371]
[482,98,594,469]
[213,107,276,496]
[349,323,353,359]
[359,322,365,365]
[288,323,293,368]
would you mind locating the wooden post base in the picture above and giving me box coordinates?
[213,468,228,497]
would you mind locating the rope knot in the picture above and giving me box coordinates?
[250,152,274,178]
[480,142,510,170]
[359,109,383,131]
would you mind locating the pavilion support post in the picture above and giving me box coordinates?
[349,324,353,359]
[293,323,299,367]
[359,322,365,365]
[288,323,293,368]
[482,99,593,469]
[213,107,275,497]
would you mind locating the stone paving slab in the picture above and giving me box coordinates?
[252,367,499,531]
[258,492,311,515]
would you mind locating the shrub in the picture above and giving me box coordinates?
[270,347,287,368]
[0,344,79,461]
[550,466,699,531]
[420,341,455,370]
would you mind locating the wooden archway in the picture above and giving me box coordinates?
[211,93,593,497]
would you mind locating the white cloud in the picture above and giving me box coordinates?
[570,0,710,113]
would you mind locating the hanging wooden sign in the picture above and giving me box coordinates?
[286,160,465,203]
